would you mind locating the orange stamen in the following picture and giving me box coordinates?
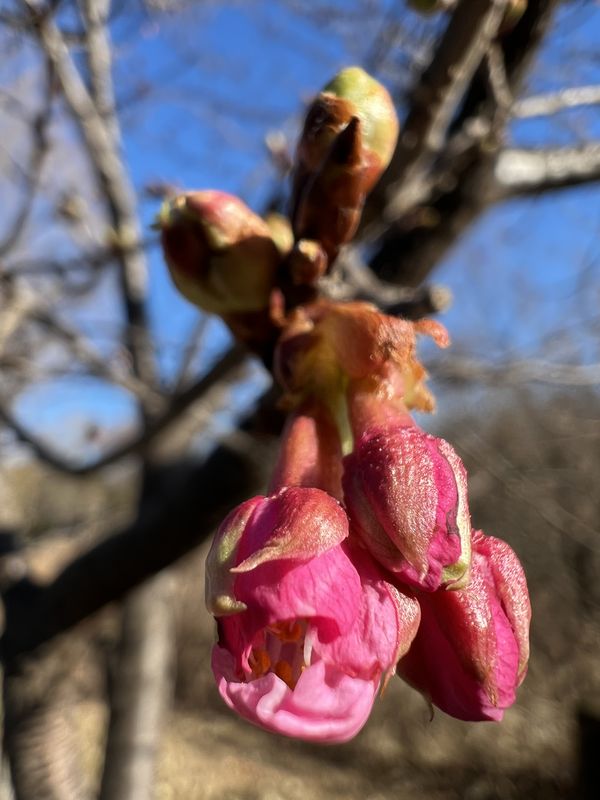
[268,620,303,642]
[274,659,295,688]
[249,648,271,677]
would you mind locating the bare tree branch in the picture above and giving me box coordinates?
[0,58,53,258]
[365,0,509,227]
[3,655,91,800]
[1,545,91,800]
[0,344,248,475]
[172,315,210,393]
[79,0,116,134]
[365,0,561,286]
[513,84,600,118]
[58,4,176,786]
[495,143,600,196]
[23,0,154,382]
[433,355,600,387]
[98,575,173,800]
[323,249,453,318]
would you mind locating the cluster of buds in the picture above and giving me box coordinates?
[156,68,399,354]
[205,303,530,741]
[159,66,531,743]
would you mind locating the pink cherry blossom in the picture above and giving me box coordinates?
[207,487,419,742]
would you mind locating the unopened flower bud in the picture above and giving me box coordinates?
[397,530,531,721]
[295,93,355,179]
[158,190,280,315]
[293,118,366,259]
[321,66,399,193]
[344,420,472,591]
[291,68,399,262]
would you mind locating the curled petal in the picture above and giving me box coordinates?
[232,487,349,572]
[317,543,420,678]
[397,540,529,721]
[233,543,362,639]
[213,649,378,743]
[472,531,531,683]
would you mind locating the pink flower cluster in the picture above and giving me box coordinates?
[205,307,531,743]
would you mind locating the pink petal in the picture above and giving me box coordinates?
[213,647,378,743]
[397,549,520,721]
[233,543,362,641]
[317,544,420,677]
[205,497,263,615]
[473,531,531,683]
[233,487,349,572]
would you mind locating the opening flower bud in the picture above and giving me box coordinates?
[207,487,419,742]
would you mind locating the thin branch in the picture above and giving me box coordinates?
[78,0,115,134]
[0,285,37,354]
[0,344,248,475]
[365,0,560,286]
[484,42,513,117]
[513,84,600,119]
[1,236,159,277]
[495,143,600,196]
[171,315,210,393]
[322,249,452,318]
[0,58,53,258]
[31,307,164,412]
[24,0,154,382]
[433,355,600,387]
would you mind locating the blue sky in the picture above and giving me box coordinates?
[9,0,600,455]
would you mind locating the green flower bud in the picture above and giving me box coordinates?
[321,66,399,192]
[291,67,399,263]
